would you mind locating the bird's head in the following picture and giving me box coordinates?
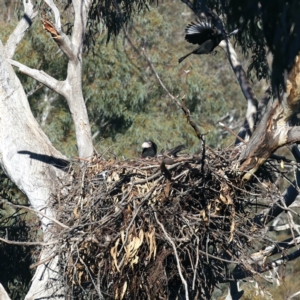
[141,140,157,158]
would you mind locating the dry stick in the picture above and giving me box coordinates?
[142,48,202,140]
[2,200,70,229]
[192,236,200,290]
[287,290,300,300]
[117,186,157,256]
[219,122,247,144]
[133,162,181,184]
[30,252,58,269]
[154,211,189,300]
[77,245,103,299]
[0,237,58,246]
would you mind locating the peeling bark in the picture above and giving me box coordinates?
[239,54,300,179]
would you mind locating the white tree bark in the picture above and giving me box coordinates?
[0,38,68,299]
[0,2,69,297]
[219,40,258,143]
[9,0,94,159]
[4,0,38,59]
[43,0,94,159]
[0,283,11,300]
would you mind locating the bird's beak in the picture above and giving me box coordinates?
[142,142,151,148]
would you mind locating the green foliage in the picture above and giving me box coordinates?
[93,2,245,157]
[88,0,155,43]
[1,2,248,159]
[1,1,294,299]
[202,0,300,93]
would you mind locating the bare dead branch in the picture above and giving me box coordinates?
[268,223,300,232]
[41,18,77,61]
[30,252,58,269]
[2,200,70,229]
[219,122,247,144]
[287,290,300,300]
[254,145,300,225]
[142,48,203,140]
[44,0,62,31]
[0,237,58,246]
[154,211,189,300]
[251,235,300,262]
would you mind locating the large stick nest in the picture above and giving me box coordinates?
[53,146,277,299]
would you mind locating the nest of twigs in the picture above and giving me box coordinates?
[53,146,276,299]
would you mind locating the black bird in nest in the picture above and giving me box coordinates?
[141,141,185,158]
[141,141,157,158]
[178,21,237,63]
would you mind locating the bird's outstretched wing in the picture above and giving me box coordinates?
[185,21,216,45]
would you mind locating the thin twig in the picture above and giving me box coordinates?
[219,122,247,144]
[154,211,189,300]
[0,237,58,246]
[2,200,70,229]
[30,252,58,269]
[142,48,203,140]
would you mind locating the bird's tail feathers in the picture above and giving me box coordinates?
[178,50,194,63]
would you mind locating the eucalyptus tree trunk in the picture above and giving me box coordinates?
[9,0,94,159]
[0,0,94,298]
[0,39,67,299]
[238,54,300,179]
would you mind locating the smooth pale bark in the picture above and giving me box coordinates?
[219,40,258,143]
[0,0,94,298]
[10,0,94,159]
[0,284,11,300]
[0,40,68,299]
[43,0,94,159]
[4,0,38,59]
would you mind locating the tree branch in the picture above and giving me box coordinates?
[42,19,77,62]
[250,235,300,263]
[8,59,66,96]
[231,247,300,280]
[0,237,58,246]
[219,40,258,143]
[0,284,11,300]
[286,126,300,144]
[44,0,62,31]
[154,211,189,300]
[72,0,92,52]
[2,200,70,229]
[4,0,38,59]
[142,48,203,140]
[254,145,300,225]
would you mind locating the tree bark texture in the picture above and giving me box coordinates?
[239,54,300,179]
[0,40,67,299]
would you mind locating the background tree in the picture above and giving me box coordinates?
[1,0,300,299]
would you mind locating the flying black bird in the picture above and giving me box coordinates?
[178,21,237,63]
[141,140,157,158]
